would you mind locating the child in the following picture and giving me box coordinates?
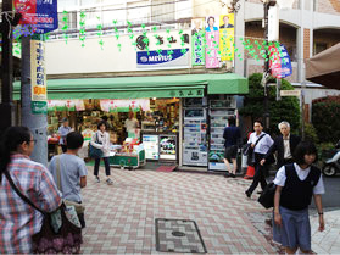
[273,141,325,254]
[49,132,88,228]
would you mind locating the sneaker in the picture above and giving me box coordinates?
[95,176,100,183]
[245,189,252,198]
[106,178,113,185]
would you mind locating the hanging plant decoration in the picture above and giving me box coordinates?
[141,23,150,55]
[96,16,104,50]
[62,11,68,44]
[79,11,86,48]
[166,28,172,49]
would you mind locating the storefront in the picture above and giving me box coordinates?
[13,73,248,171]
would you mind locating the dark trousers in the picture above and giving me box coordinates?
[94,157,111,176]
[248,153,268,193]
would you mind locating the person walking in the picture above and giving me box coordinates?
[57,117,73,153]
[0,127,61,254]
[245,120,274,197]
[273,141,325,254]
[223,116,241,178]
[49,132,88,228]
[91,121,113,185]
[261,121,301,168]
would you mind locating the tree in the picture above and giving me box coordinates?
[239,73,301,136]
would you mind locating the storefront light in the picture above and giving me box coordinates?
[152,97,157,100]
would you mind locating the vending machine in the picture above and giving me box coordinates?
[208,96,236,171]
[183,98,208,167]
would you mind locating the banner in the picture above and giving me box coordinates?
[100,99,151,112]
[206,31,219,68]
[30,40,46,101]
[191,18,206,66]
[136,49,189,68]
[219,14,235,61]
[15,0,58,34]
[269,44,292,78]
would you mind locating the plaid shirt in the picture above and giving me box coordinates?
[0,154,62,254]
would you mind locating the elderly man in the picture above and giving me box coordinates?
[261,121,301,168]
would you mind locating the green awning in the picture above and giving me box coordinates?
[13,73,248,100]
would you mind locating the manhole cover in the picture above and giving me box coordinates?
[155,218,207,253]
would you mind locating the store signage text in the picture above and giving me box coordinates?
[30,40,47,101]
[136,49,189,68]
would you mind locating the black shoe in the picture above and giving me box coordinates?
[230,173,236,178]
[223,172,230,178]
[257,190,263,195]
[245,189,252,198]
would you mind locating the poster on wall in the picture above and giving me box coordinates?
[269,44,292,78]
[191,18,206,66]
[219,13,235,61]
[205,16,220,68]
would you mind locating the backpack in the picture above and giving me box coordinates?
[257,182,276,208]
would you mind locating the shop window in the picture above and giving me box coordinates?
[151,0,175,23]
[57,11,78,31]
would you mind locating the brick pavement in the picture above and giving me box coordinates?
[80,168,277,254]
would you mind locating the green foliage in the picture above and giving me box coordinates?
[305,123,319,144]
[240,73,301,135]
[312,100,340,143]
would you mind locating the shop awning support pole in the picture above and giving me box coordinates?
[21,36,48,167]
[0,0,14,132]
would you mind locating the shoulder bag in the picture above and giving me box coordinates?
[56,156,85,214]
[89,132,103,158]
[4,171,82,254]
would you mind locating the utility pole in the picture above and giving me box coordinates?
[262,0,270,131]
[21,36,48,167]
[0,0,14,132]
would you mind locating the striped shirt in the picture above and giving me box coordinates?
[0,154,62,254]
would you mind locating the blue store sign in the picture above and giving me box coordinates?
[15,0,58,34]
[136,49,190,68]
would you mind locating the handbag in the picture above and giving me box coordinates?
[89,132,103,158]
[56,157,85,214]
[4,171,82,254]
[257,182,276,208]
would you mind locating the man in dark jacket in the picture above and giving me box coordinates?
[223,117,240,178]
[261,121,301,168]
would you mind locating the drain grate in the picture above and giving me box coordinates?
[155,218,207,253]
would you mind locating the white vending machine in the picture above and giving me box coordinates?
[183,98,208,167]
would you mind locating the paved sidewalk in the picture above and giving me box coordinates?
[79,168,340,254]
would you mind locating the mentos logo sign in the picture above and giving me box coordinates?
[136,49,189,68]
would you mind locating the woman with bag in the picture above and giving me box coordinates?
[49,132,88,228]
[0,127,62,254]
[90,121,113,185]
[273,141,325,254]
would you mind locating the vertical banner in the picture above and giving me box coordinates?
[205,16,219,68]
[191,18,206,66]
[206,31,219,68]
[30,40,47,101]
[219,13,235,61]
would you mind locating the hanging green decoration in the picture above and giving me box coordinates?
[112,20,119,40]
[96,16,104,50]
[152,26,157,32]
[62,11,68,44]
[79,11,86,47]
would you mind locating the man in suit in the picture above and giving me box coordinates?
[219,16,234,29]
[261,121,301,168]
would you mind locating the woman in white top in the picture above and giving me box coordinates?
[90,121,113,185]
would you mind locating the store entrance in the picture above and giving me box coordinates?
[47,98,180,165]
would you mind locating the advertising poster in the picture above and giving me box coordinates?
[30,40,47,101]
[219,13,235,61]
[269,44,292,78]
[136,49,189,68]
[205,16,219,68]
[15,0,58,34]
[191,18,206,66]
